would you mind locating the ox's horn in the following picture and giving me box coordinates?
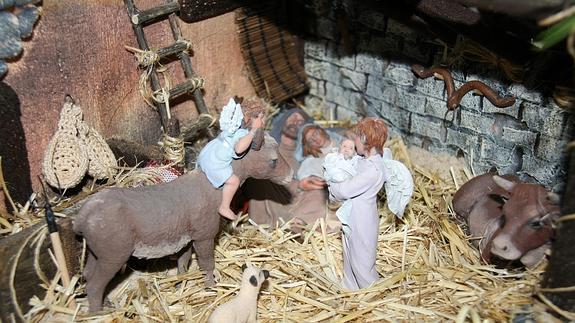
[493,175,516,192]
[547,192,560,204]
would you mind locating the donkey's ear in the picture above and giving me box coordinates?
[241,263,247,272]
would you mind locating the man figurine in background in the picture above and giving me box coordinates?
[243,108,336,232]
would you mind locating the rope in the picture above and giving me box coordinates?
[162,133,185,166]
[199,113,217,127]
[138,65,173,112]
[124,46,160,67]
[177,39,193,52]
[188,77,205,92]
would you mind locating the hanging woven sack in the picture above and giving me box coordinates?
[42,96,89,189]
[77,120,117,180]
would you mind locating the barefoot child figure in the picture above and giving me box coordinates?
[197,98,264,220]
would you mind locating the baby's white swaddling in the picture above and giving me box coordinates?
[324,147,415,235]
[323,151,360,235]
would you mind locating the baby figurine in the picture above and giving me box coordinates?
[197,98,264,220]
[323,138,361,234]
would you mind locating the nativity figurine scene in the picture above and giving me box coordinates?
[1,0,573,322]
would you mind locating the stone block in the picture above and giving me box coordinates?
[413,76,446,101]
[479,138,516,168]
[501,127,538,149]
[304,40,328,61]
[379,101,410,132]
[384,63,414,86]
[522,102,568,138]
[304,59,333,81]
[336,104,360,121]
[395,88,426,114]
[355,52,386,75]
[460,110,495,135]
[325,42,356,70]
[446,128,479,153]
[366,77,396,103]
[458,91,482,112]
[483,96,521,118]
[411,113,446,142]
[340,68,367,92]
[520,154,563,187]
[304,95,323,112]
[425,96,452,119]
[509,83,543,105]
[535,134,569,162]
[325,82,363,111]
[306,77,324,97]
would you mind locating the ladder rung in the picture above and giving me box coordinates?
[131,2,179,25]
[156,41,190,60]
[168,79,201,100]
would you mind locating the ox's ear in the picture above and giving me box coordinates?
[546,192,560,205]
[493,175,516,192]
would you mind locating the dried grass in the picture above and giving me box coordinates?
[10,139,558,322]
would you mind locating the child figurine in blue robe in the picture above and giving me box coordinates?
[197,98,264,220]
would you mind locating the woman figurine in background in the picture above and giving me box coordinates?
[327,118,389,290]
[197,98,264,220]
[295,124,345,182]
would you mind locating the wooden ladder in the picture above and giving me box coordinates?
[123,0,209,134]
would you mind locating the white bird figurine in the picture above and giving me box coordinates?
[381,148,414,219]
[219,97,244,137]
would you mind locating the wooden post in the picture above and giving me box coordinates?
[541,147,575,312]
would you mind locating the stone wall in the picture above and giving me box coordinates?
[302,4,573,190]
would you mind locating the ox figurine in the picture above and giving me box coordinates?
[453,173,560,267]
[73,133,292,312]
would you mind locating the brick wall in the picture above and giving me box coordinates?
[302,3,573,189]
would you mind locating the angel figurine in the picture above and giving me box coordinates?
[197,97,264,220]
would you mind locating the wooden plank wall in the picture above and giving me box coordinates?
[0,0,257,213]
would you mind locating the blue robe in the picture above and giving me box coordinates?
[197,129,249,188]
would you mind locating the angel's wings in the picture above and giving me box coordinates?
[381,149,414,219]
[219,98,244,136]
